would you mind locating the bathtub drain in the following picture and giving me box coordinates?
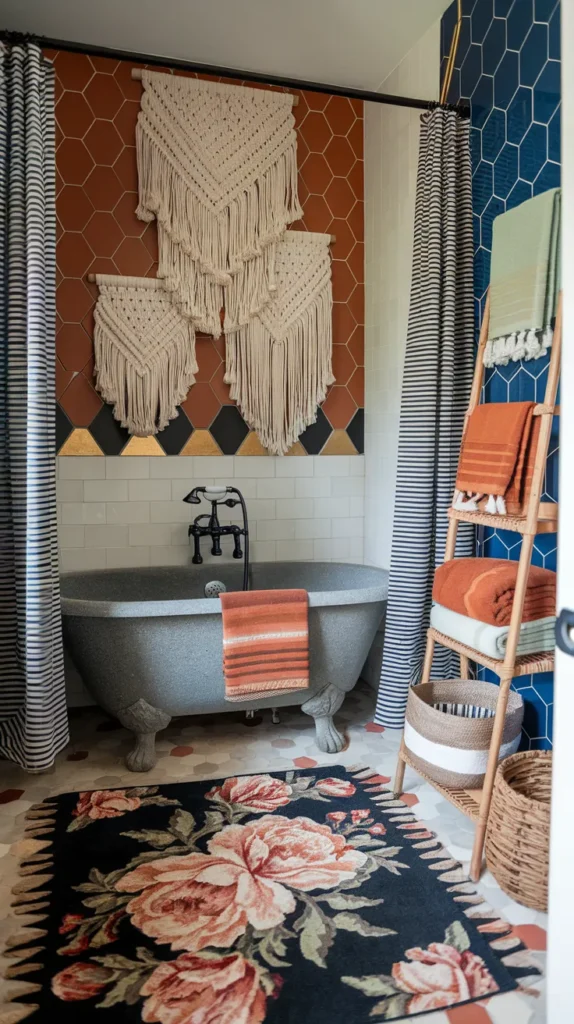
[204,580,227,598]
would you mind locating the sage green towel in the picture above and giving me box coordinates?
[485,187,561,367]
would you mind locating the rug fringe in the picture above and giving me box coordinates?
[0,1004,39,1024]
[4,948,44,962]
[10,892,50,905]
[3,801,57,1021]
[3,964,43,980]
[13,904,49,917]
[23,826,55,838]
[19,854,53,867]
[352,768,541,990]
[17,863,53,877]
[12,876,53,895]
[4,932,47,952]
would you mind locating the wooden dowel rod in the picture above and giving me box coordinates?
[130,66,299,104]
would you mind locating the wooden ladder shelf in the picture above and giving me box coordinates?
[393,289,561,882]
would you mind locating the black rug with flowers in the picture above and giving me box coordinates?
[7,766,537,1022]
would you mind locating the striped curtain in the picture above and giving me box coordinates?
[375,109,475,729]
[0,42,68,770]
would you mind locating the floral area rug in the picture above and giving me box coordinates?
[5,766,537,1023]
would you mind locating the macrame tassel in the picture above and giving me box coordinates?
[93,275,198,436]
[225,231,333,455]
[512,329,527,362]
[485,495,497,514]
[541,324,553,354]
[525,328,541,360]
[137,72,302,333]
[226,290,333,455]
[496,495,507,515]
[486,324,555,367]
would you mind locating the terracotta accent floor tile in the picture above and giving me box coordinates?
[0,789,25,804]
[400,792,420,807]
[511,924,547,950]
[447,1004,492,1023]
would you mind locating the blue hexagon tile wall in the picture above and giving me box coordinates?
[441,0,560,750]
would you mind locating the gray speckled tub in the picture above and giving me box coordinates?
[61,562,388,771]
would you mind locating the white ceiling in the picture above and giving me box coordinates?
[1,0,450,92]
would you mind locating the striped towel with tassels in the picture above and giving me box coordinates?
[220,589,310,702]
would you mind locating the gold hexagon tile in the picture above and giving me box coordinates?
[236,432,269,456]
[58,428,103,455]
[284,441,307,456]
[320,430,358,455]
[180,430,222,456]
[122,436,165,455]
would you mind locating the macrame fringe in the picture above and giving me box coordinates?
[137,73,302,335]
[483,325,553,367]
[93,275,198,436]
[95,321,197,436]
[1,805,57,1024]
[225,288,334,456]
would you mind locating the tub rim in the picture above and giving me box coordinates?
[60,561,388,619]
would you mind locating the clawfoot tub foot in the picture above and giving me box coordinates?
[116,698,171,772]
[302,683,346,754]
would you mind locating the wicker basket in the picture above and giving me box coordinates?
[404,680,524,789]
[485,750,551,911]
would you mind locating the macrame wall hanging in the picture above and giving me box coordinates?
[225,231,334,456]
[93,274,197,437]
[136,72,302,337]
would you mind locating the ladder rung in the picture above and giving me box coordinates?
[533,403,560,415]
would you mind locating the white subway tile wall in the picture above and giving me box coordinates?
[57,455,365,572]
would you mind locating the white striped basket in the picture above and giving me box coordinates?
[404,680,524,789]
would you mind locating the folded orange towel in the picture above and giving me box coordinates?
[433,558,556,626]
[220,589,309,702]
[455,401,537,513]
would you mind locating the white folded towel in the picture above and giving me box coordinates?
[430,604,555,660]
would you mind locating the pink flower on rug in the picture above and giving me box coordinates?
[141,952,275,1024]
[51,962,114,1001]
[205,774,292,812]
[117,815,366,952]
[391,942,498,1014]
[73,789,141,821]
[326,811,347,825]
[315,777,356,797]
[369,823,387,836]
[351,809,371,823]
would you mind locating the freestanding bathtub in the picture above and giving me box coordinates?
[61,562,388,772]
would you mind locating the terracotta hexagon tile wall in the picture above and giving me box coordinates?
[50,50,364,455]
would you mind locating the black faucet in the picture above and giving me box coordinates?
[182,486,250,591]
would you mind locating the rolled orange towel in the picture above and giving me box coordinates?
[433,558,556,626]
[220,589,310,702]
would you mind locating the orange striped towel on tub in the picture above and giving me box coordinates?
[220,589,310,702]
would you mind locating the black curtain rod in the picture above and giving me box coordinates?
[0,29,470,117]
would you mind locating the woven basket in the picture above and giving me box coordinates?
[404,680,524,789]
[485,750,551,911]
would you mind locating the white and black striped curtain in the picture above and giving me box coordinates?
[0,42,68,770]
[375,108,475,729]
